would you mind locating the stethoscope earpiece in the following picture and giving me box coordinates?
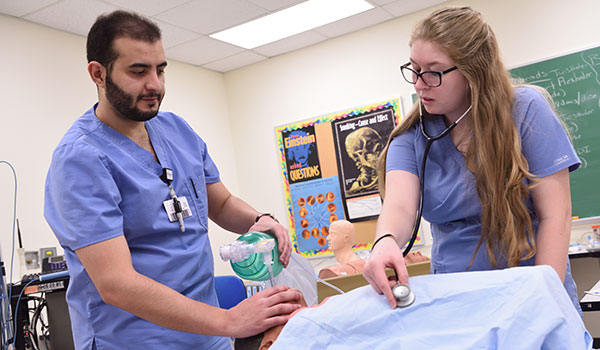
[392,283,415,308]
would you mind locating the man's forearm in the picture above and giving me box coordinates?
[211,194,258,234]
[104,271,233,336]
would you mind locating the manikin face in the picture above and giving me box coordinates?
[326,226,346,251]
[104,37,167,122]
[409,39,471,121]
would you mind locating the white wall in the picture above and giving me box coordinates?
[2,0,600,282]
[0,15,94,281]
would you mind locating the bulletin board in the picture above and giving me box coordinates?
[276,99,419,257]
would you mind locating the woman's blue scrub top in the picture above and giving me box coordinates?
[386,86,582,312]
[44,105,231,349]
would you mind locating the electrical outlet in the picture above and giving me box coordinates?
[24,251,40,269]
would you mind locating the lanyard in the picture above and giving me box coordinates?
[160,168,186,232]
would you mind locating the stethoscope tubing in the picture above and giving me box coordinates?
[402,102,472,256]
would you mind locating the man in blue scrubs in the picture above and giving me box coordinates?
[44,10,300,350]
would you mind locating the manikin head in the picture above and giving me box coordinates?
[326,220,355,252]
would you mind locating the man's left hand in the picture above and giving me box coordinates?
[249,216,291,267]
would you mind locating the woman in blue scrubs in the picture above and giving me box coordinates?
[363,6,582,313]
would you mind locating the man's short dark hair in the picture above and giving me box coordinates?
[86,10,161,67]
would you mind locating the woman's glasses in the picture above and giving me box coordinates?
[400,63,458,87]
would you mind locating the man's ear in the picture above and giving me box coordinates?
[88,61,106,88]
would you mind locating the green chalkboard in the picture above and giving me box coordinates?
[510,46,600,219]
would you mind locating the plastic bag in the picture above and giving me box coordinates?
[268,253,318,306]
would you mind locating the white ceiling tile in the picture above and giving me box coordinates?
[23,0,119,37]
[253,30,327,57]
[154,19,202,49]
[246,0,305,11]
[314,7,392,38]
[382,0,449,17]
[165,36,245,66]
[155,0,267,35]
[0,0,60,17]
[102,0,191,16]
[202,51,267,72]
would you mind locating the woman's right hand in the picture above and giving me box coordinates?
[362,236,409,308]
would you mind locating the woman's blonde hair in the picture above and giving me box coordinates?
[379,6,536,268]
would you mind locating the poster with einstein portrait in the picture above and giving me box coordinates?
[281,125,322,184]
[331,106,397,221]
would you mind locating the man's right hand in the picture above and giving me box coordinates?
[226,285,302,338]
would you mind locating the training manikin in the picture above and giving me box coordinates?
[319,220,366,279]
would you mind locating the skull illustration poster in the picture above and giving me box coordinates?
[282,126,322,184]
[332,106,397,221]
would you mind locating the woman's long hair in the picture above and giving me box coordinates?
[379,6,536,268]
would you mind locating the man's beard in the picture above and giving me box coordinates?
[105,73,163,122]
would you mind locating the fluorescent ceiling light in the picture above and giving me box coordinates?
[210,0,374,49]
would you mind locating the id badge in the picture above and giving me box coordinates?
[163,196,192,222]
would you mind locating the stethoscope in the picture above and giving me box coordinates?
[392,100,472,308]
[402,100,472,257]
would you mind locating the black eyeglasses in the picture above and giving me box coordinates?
[400,62,458,87]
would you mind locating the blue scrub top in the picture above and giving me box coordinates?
[386,86,582,312]
[44,105,232,349]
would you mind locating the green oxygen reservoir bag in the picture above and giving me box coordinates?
[219,231,283,281]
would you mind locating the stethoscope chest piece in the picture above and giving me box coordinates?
[392,283,415,308]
